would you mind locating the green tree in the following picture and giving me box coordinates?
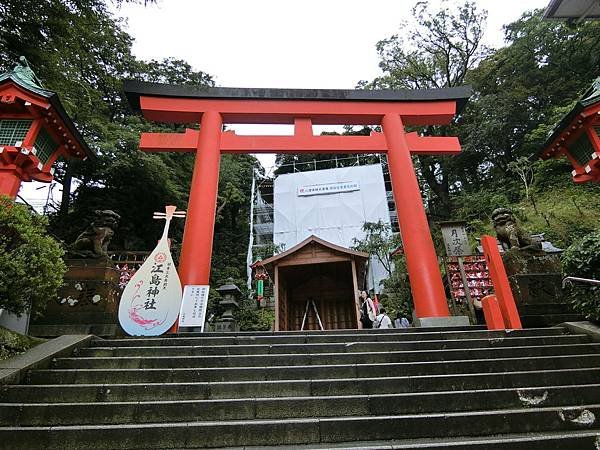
[352,220,401,277]
[2,1,259,306]
[0,198,66,318]
[351,221,413,318]
[381,256,413,320]
[234,308,275,332]
[451,10,600,238]
[465,11,600,176]
[366,0,489,216]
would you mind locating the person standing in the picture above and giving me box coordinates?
[359,290,376,329]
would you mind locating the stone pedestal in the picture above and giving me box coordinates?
[213,320,240,332]
[214,298,240,332]
[29,258,120,337]
[502,250,581,327]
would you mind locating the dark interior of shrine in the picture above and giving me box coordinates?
[278,261,357,331]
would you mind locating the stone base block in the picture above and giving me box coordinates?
[508,273,564,306]
[414,316,471,328]
[32,258,121,337]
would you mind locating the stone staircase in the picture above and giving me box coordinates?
[1,326,600,449]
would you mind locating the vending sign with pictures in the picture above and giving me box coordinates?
[178,285,210,330]
[118,206,186,336]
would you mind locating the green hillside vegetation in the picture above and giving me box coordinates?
[456,160,600,250]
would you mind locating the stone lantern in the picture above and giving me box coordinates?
[0,57,93,198]
[214,279,241,332]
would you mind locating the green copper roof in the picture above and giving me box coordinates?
[0,57,94,160]
[581,77,600,107]
[539,76,600,157]
[0,56,53,98]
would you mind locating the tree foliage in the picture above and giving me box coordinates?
[234,308,275,332]
[464,11,600,176]
[0,198,66,318]
[351,221,412,318]
[363,0,489,217]
[352,221,401,277]
[1,0,259,297]
[370,0,488,90]
[562,231,600,321]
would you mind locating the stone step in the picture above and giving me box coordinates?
[27,353,600,384]
[78,334,590,357]
[5,367,599,403]
[53,343,600,369]
[1,384,598,426]
[92,328,569,347]
[2,404,600,449]
[212,431,600,450]
[521,314,584,328]
[518,303,575,315]
[173,325,486,337]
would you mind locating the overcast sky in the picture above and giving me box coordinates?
[21,0,551,207]
[117,0,549,90]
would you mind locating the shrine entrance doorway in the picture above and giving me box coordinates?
[255,235,367,331]
[124,81,470,322]
[282,263,355,331]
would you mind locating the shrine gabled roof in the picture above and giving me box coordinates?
[0,72,94,160]
[123,80,472,114]
[539,76,600,157]
[251,235,369,269]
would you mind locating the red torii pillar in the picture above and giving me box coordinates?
[125,82,471,320]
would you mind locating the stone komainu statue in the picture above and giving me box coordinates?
[70,210,120,258]
[491,208,542,252]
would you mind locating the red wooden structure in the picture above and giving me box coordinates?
[0,58,92,198]
[124,81,470,320]
[252,235,368,331]
[481,235,523,329]
[539,77,600,183]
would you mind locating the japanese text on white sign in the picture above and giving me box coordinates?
[178,285,210,329]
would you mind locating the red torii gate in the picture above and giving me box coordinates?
[124,82,471,320]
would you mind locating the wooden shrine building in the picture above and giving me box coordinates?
[252,236,368,331]
[539,76,600,183]
[0,57,92,198]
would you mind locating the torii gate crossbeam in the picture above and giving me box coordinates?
[124,81,471,322]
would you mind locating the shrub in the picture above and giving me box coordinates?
[562,231,600,321]
[0,198,66,318]
[381,255,414,319]
[234,307,275,331]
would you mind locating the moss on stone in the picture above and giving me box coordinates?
[0,326,45,361]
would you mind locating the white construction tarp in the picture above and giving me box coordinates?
[273,164,392,292]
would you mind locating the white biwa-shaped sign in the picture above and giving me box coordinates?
[118,205,186,336]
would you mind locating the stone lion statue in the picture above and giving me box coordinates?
[491,208,542,252]
[70,210,120,258]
